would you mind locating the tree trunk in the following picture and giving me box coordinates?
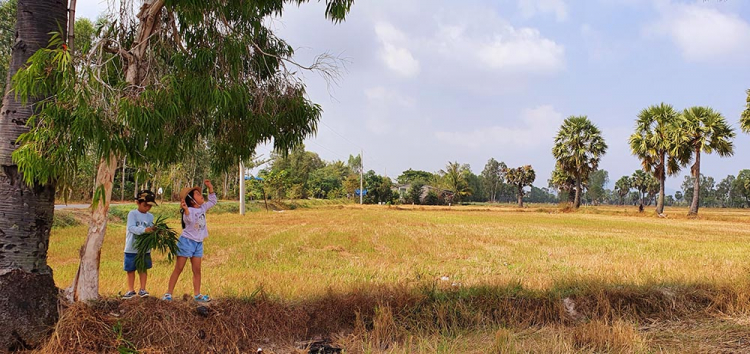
[120,157,126,201]
[688,148,701,216]
[68,154,118,301]
[656,152,666,214]
[517,185,523,207]
[574,175,582,209]
[0,0,67,349]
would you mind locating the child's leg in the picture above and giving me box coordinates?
[166,256,188,294]
[138,271,147,291]
[126,271,136,292]
[190,256,202,296]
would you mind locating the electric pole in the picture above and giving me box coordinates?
[359,149,363,205]
[239,160,245,215]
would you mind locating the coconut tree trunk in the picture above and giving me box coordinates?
[574,175,582,209]
[68,154,118,301]
[0,0,67,349]
[656,152,666,214]
[688,148,701,216]
[517,185,523,207]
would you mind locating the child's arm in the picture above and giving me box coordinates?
[127,211,153,235]
[203,179,218,210]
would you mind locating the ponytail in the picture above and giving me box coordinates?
[180,208,186,229]
[180,190,197,229]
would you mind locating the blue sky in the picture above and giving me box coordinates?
[75,0,750,191]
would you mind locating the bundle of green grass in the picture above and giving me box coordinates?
[134,216,179,273]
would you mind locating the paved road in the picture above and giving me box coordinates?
[54,204,90,210]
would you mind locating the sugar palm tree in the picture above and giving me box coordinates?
[675,107,735,216]
[549,165,577,204]
[740,89,750,133]
[614,176,631,205]
[552,116,608,209]
[628,103,682,215]
[506,165,535,207]
[630,169,651,212]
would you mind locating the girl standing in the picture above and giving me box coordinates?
[162,179,217,302]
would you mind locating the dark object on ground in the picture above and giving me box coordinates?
[307,340,342,354]
[196,305,210,317]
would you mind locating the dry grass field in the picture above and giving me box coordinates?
[44,203,750,353]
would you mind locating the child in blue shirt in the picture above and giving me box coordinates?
[122,190,158,299]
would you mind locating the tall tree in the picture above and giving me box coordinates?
[506,165,535,207]
[549,165,576,204]
[481,158,506,203]
[741,89,750,133]
[0,0,67,349]
[12,0,354,301]
[629,103,681,215]
[675,106,735,216]
[586,169,609,205]
[732,170,750,207]
[438,161,472,204]
[397,168,433,185]
[614,176,631,206]
[552,115,608,208]
[630,169,652,212]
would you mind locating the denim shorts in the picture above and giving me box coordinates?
[177,236,204,258]
[124,252,152,272]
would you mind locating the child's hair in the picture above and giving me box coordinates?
[180,190,198,229]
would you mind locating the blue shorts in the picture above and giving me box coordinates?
[177,236,204,258]
[124,252,152,272]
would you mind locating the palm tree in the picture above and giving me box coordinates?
[628,103,682,215]
[614,176,631,205]
[676,106,735,216]
[741,89,750,133]
[630,170,650,212]
[0,0,67,349]
[439,161,472,204]
[552,116,608,208]
[549,165,576,204]
[506,165,536,207]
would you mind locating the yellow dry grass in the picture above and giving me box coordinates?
[43,203,750,352]
[48,204,750,299]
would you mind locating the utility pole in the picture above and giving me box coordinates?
[239,161,245,215]
[359,149,363,205]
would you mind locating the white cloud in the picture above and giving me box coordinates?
[434,105,564,149]
[431,21,565,75]
[518,0,569,22]
[476,27,565,73]
[375,22,421,77]
[645,3,750,62]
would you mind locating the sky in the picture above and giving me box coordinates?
[74,0,750,192]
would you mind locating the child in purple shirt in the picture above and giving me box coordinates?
[162,179,217,302]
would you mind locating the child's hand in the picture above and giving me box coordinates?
[204,179,214,193]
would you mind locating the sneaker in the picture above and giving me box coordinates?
[194,294,211,303]
[138,289,149,298]
[162,293,172,301]
[122,291,137,299]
